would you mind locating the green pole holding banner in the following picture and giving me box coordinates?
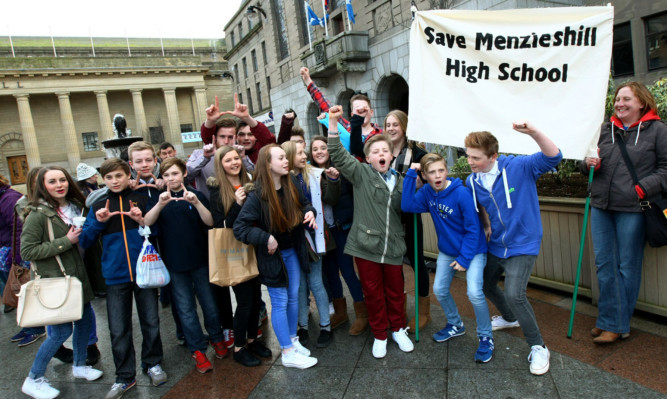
[414,213,419,342]
[567,166,595,338]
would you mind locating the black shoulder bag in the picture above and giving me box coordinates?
[616,136,667,248]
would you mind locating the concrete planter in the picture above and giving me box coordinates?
[421,196,667,317]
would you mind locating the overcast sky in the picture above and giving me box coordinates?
[3,0,244,38]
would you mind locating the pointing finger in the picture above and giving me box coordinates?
[181,183,188,193]
[234,92,239,106]
[215,95,219,109]
[105,199,110,210]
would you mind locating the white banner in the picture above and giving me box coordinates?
[407,7,613,159]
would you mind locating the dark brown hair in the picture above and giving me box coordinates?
[308,135,330,168]
[213,146,252,214]
[31,166,86,210]
[159,157,186,176]
[100,158,131,177]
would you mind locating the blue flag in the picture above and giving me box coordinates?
[346,0,355,24]
[305,2,326,27]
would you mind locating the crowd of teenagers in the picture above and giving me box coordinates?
[1,77,664,399]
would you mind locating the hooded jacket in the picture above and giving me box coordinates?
[79,187,148,285]
[20,200,94,304]
[402,170,487,269]
[580,110,667,212]
[467,150,562,259]
[233,177,315,288]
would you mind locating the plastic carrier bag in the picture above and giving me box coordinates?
[135,227,170,288]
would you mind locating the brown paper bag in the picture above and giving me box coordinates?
[208,228,258,287]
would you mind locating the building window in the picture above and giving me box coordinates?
[646,12,667,70]
[256,82,263,110]
[242,57,248,78]
[247,88,254,114]
[248,16,253,30]
[81,132,99,152]
[149,126,165,144]
[234,64,239,82]
[266,76,272,93]
[180,124,193,133]
[238,22,243,38]
[251,49,258,72]
[261,41,268,64]
[230,31,235,47]
[612,23,634,77]
[296,0,309,46]
[272,0,289,60]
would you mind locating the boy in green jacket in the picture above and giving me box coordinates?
[327,105,413,359]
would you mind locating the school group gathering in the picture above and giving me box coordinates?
[0,67,665,399]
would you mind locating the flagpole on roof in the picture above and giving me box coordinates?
[89,27,95,57]
[49,26,57,57]
[345,3,352,31]
[304,1,313,51]
[7,25,15,58]
[321,0,329,37]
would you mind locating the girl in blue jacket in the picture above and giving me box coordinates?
[402,153,493,363]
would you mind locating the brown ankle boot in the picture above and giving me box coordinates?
[349,301,369,335]
[329,297,349,329]
[590,327,603,337]
[593,331,620,344]
[408,296,432,333]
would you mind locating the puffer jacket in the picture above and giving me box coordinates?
[581,110,667,212]
[20,200,94,304]
[233,177,316,288]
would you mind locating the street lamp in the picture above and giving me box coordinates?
[246,5,267,24]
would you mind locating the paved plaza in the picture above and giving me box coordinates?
[1,265,665,398]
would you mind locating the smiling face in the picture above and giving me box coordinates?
[44,170,69,204]
[269,147,289,178]
[614,86,644,126]
[221,149,242,177]
[385,115,405,146]
[162,164,185,191]
[310,139,329,167]
[423,160,448,192]
[129,149,156,179]
[295,143,308,171]
[103,168,131,193]
[366,140,392,174]
[237,125,256,151]
[466,147,497,174]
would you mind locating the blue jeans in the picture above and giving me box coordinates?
[29,302,93,379]
[298,258,331,328]
[266,248,300,349]
[433,252,492,339]
[591,208,645,334]
[324,226,364,302]
[106,282,163,383]
[170,267,224,353]
[47,306,97,345]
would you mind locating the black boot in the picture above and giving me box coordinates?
[248,340,272,358]
[53,345,74,363]
[233,347,261,367]
[86,344,101,366]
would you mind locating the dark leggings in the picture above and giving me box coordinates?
[404,213,430,297]
[231,277,262,347]
[323,226,364,302]
[212,284,234,330]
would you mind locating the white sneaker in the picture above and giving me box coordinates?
[372,338,387,359]
[22,376,60,399]
[281,348,318,369]
[392,327,414,352]
[291,337,311,356]
[528,345,550,375]
[491,315,520,331]
[72,365,103,381]
[329,302,335,315]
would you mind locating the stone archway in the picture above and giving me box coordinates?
[305,102,321,142]
[375,74,409,126]
[336,89,355,119]
[0,132,27,183]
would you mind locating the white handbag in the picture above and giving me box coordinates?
[16,218,83,327]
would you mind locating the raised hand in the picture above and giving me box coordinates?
[233,144,246,158]
[203,143,216,159]
[328,105,344,122]
[512,120,536,135]
[155,178,165,190]
[128,179,138,190]
[66,225,82,244]
[205,95,225,123]
[234,186,247,205]
[300,67,312,86]
[127,202,144,225]
[133,174,158,190]
[220,93,249,120]
[182,184,199,205]
[267,235,278,255]
[95,199,119,222]
[158,186,175,206]
[325,167,339,180]
[303,211,317,230]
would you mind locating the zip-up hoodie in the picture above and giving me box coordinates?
[402,169,486,269]
[467,150,562,258]
[79,187,147,285]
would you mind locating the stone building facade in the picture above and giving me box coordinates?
[225,0,666,143]
[0,38,233,185]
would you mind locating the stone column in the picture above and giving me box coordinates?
[162,88,184,154]
[13,94,41,169]
[56,92,81,173]
[94,90,114,140]
[130,89,148,139]
[194,87,208,128]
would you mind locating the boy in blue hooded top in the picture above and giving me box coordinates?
[402,153,493,363]
[464,121,562,376]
